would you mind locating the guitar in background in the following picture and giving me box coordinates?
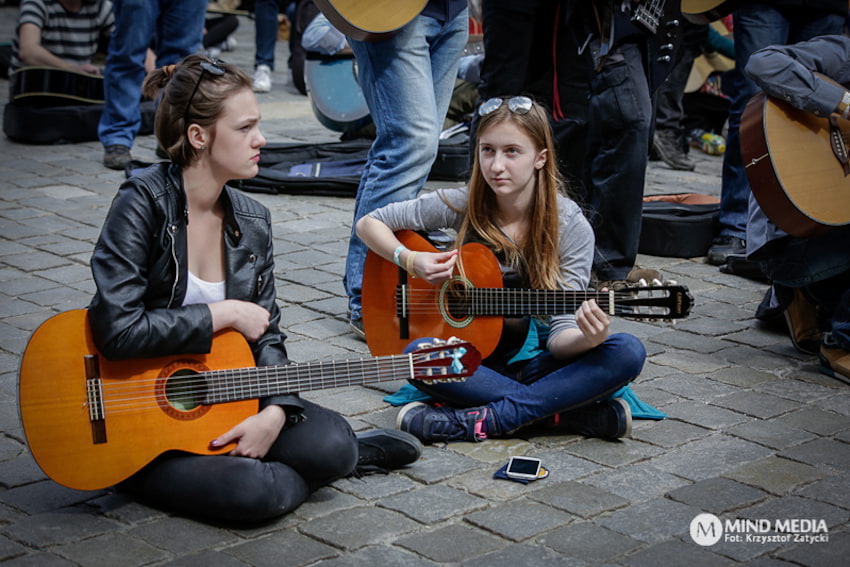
[312,0,428,41]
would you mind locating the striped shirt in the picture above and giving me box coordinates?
[10,0,114,70]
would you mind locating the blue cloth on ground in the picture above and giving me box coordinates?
[383,384,667,420]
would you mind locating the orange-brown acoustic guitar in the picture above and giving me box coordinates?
[362,231,693,358]
[18,309,479,491]
[742,92,850,238]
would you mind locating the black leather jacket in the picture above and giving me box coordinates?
[89,163,303,411]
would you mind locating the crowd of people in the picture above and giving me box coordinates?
[6,0,850,524]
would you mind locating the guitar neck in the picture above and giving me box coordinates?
[203,354,411,405]
[469,289,616,317]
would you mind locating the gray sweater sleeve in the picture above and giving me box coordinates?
[367,187,468,232]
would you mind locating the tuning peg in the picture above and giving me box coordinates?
[652,278,663,286]
[664,279,678,285]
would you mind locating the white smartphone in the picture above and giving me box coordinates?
[505,456,543,480]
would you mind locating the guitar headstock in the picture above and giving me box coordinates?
[610,283,693,320]
[410,337,481,382]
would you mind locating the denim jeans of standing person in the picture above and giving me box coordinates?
[404,333,646,434]
[98,0,206,149]
[586,42,652,281]
[717,5,845,241]
[254,0,279,69]
[343,8,468,322]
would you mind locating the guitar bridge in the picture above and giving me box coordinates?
[85,355,107,444]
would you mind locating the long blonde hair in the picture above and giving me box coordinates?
[452,97,565,289]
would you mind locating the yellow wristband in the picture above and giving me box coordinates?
[405,251,418,277]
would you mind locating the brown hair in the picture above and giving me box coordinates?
[452,97,565,290]
[142,54,252,166]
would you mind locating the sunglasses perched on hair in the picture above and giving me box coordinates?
[184,59,226,124]
[478,96,534,117]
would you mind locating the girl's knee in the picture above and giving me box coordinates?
[606,333,647,376]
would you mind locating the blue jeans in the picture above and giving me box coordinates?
[98,0,206,148]
[718,5,845,239]
[405,333,646,434]
[254,0,278,69]
[343,9,468,320]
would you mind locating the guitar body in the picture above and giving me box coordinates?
[313,0,428,42]
[18,310,256,491]
[10,66,104,106]
[680,0,744,24]
[362,231,505,357]
[742,92,850,237]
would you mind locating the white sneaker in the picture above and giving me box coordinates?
[253,64,271,93]
[222,36,238,51]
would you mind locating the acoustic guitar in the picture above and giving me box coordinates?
[312,0,428,42]
[18,309,480,491]
[362,231,693,358]
[10,66,104,106]
[741,92,850,238]
[679,0,744,24]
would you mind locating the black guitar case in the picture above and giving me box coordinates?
[639,193,720,258]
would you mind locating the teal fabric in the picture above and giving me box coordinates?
[506,318,549,365]
[384,383,667,420]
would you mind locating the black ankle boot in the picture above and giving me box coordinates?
[552,398,632,440]
[355,429,423,474]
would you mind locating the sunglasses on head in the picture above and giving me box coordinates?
[184,59,226,125]
[478,96,534,117]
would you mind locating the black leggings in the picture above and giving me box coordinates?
[120,399,357,524]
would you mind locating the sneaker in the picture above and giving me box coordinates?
[103,144,132,170]
[252,64,272,93]
[652,129,695,171]
[707,235,746,266]
[356,429,422,473]
[819,334,850,385]
[397,402,489,444]
[221,36,238,51]
[783,288,821,355]
[627,266,662,284]
[551,398,632,440]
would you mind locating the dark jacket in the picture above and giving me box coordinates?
[89,162,303,411]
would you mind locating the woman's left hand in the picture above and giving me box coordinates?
[576,298,610,348]
[210,405,286,458]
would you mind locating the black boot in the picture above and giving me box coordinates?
[551,398,632,440]
[355,429,423,474]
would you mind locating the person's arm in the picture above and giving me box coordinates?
[745,35,850,118]
[17,22,100,73]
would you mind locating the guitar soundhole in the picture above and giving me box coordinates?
[156,361,211,420]
[438,277,474,328]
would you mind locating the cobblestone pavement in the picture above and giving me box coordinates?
[1,8,849,566]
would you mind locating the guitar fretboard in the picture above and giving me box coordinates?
[465,289,614,317]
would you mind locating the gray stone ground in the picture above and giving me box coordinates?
[1,8,849,566]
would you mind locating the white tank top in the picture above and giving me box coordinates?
[183,271,225,305]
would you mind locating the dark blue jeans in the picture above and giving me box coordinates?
[718,5,845,239]
[121,399,357,524]
[406,333,646,434]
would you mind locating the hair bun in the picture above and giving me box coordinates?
[162,64,177,78]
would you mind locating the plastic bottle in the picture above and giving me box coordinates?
[689,129,726,155]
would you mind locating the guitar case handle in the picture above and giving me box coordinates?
[828,115,850,177]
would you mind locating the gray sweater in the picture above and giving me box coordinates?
[368,186,595,348]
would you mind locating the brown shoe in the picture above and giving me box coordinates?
[627,266,662,284]
[819,340,850,385]
[784,288,821,355]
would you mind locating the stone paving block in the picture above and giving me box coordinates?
[539,521,643,562]
[649,434,773,481]
[34,263,92,285]
[283,338,353,362]
[727,418,816,451]
[1,551,74,566]
[128,516,240,555]
[661,400,749,430]
[630,418,711,448]
[465,499,572,541]
[0,297,43,319]
[646,331,731,354]
[711,390,802,419]
[756,378,839,405]
[395,523,506,563]
[166,550,251,567]
[292,487,362,521]
[448,467,543,502]
[463,543,578,567]
[773,407,850,436]
[0,534,29,562]
[666,477,767,513]
[53,532,170,567]
[529,480,629,518]
[647,372,739,402]
[448,438,533,465]
[794,475,850,510]
[401,447,481,485]
[3,509,120,548]
[301,387,387,416]
[599,498,702,544]
[20,286,91,310]
[718,345,796,372]
[725,456,824,495]
[526,448,605,483]
[279,267,339,287]
[277,282,333,305]
[651,349,731,374]
[311,545,436,567]
[707,366,779,388]
[334,472,420,501]
[620,538,734,567]
[628,383,683,410]
[287,317,351,341]
[723,328,786,349]
[381,484,487,524]
[777,529,850,567]
[780,439,850,471]
[690,300,759,321]
[816,391,850,417]
[739,495,850,529]
[1,479,100,515]
[582,463,692,503]
[300,506,420,551]
[674,316,750,337]
[226,531,338,566]
[89,492,166,525]
[564,438,662,468]
[302,296,348,318]
[0,275,58,297]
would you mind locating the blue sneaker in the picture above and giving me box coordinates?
[396,402,489,444]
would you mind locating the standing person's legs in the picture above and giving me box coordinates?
[343,10,468,324]
[98,0,158,164]
[155,0,206,66]
[254,0,278,69]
